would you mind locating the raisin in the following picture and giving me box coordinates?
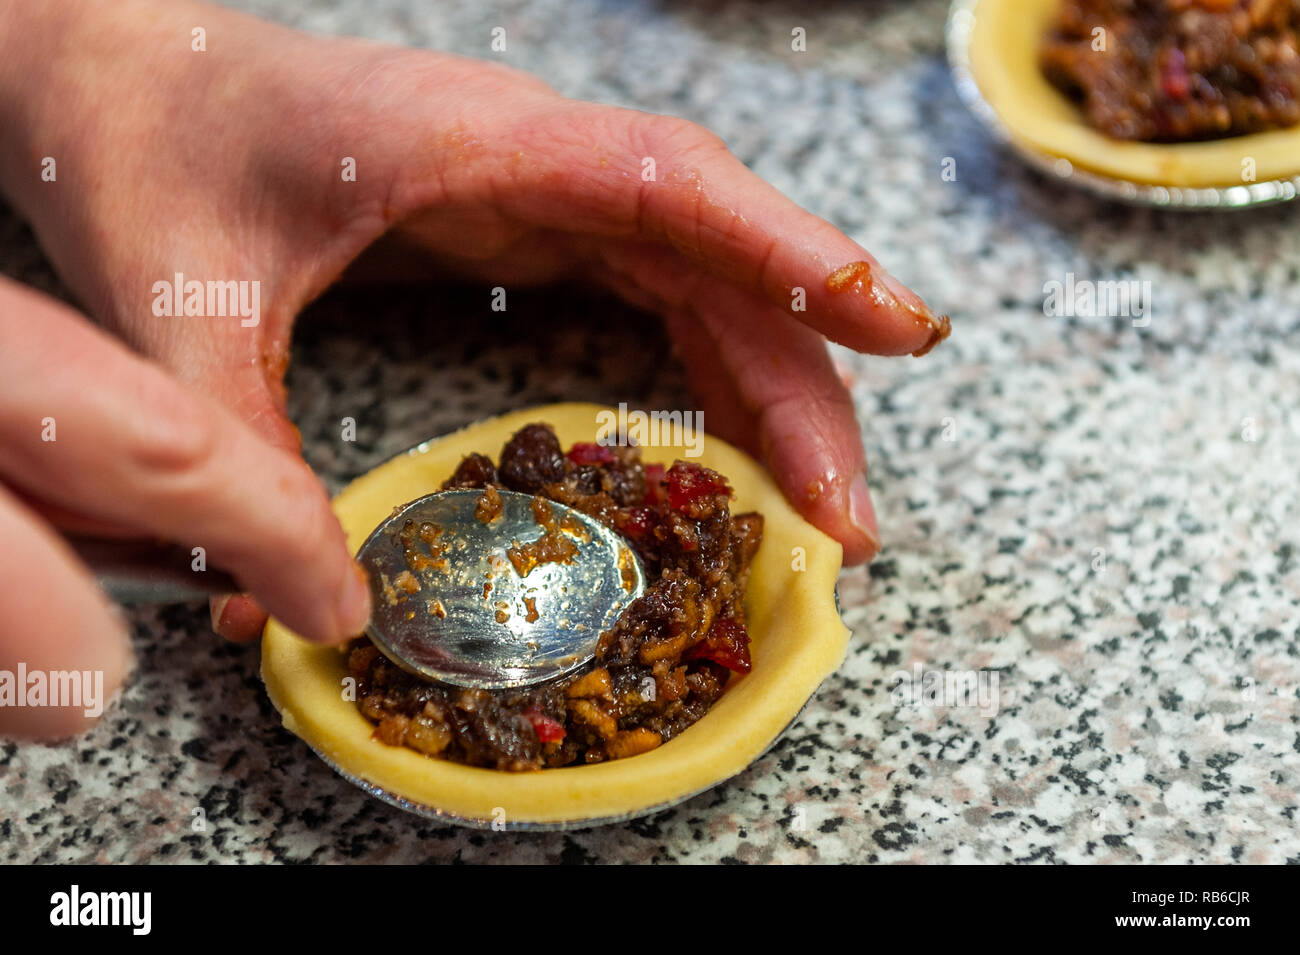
[442,452,498,489]
[606,445,646,506]
[498,424,566,493]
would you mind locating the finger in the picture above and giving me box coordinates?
[343,68,947,354]
[0,278,368,645]
[594,254,881,564]
[0,484,131,740]
[658,311,761,459]
[680,304,881,566]
[379,94,947,356]
[577,257,761,457]
[703,308,881,566]
[90,248,307,642]
[11,489,137,538]
[200,375,300,644]
[157,336,304,643]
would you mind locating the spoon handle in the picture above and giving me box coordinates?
[65,536,240,605]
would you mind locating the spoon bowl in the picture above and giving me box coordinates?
[357,488,645,690]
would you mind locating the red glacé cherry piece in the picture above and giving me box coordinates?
[1161,49,1191,101]
[524,707,566,742]
[685,618,752,674]
[567,442,616,466]
[666,461,730,511]
[616,505,657,541]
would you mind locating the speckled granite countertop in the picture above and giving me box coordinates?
[4,0,1299,864]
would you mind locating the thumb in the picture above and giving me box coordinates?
[191,357,314,643]
[207,377,299,642]
[152,332,342,644]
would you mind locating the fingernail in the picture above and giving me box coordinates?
[877,271,951,357]
[210,594,233,636]
[848,473,881,559]
[335,560,372,638]
[877,268,929,314]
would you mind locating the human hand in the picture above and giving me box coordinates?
[0,277,370,738]
[0,0,947,647]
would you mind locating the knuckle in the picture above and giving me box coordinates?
[125,384,219,481]
[636,113,730,162]
[395,48,554,99]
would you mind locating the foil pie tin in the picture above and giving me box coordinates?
[945,0,1300,210]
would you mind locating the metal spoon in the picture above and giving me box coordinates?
[71,488,645,691]
[356,488,646,690]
